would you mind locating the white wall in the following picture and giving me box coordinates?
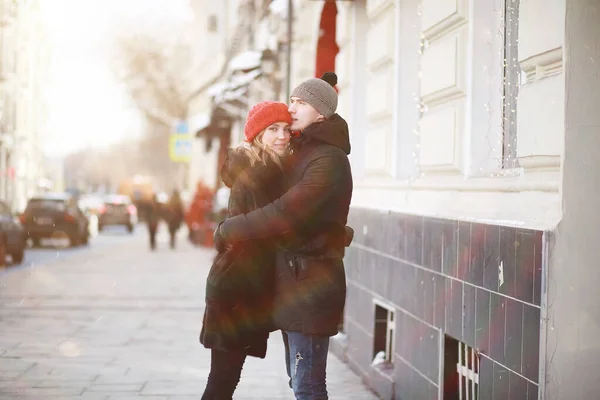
[328,0,565,230]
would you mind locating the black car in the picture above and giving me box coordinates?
[20,193,90,247]
[0,200,26,264]
[98,194,137,233]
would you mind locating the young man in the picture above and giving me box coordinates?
[214,72,353,399]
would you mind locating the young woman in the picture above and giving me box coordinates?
[199,101,292,399]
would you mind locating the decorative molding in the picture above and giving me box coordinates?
[520,47,563,82]
[418,102,464,173]
[421,0,468,42]
[366,9,395,71]
[366,0,396,21]
[420,32,467,100]
[364,123,392,176]
[517,156,561,171]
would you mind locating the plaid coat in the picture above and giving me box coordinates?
[219,114,353,336]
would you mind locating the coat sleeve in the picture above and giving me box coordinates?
[226,176,250,218]
[220,149,347,242]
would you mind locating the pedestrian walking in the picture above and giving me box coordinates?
[140,194,161,250]
[165,189,185,249]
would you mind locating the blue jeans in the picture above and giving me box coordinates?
[282,330,330,400]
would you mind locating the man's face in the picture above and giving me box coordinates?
[288,96,324,131]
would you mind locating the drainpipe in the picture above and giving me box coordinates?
[285,0,293,101]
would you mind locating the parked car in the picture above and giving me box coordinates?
[20,193,90,247]
[0,200,26,264]
[98,194,137,233]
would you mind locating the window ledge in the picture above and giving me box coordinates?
[356,172,559,193]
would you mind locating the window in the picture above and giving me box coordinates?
[373,301,395,365]
[444,335,479,400]
[502,0,520,169]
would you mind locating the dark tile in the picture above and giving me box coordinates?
[422,325,440,383]
[505,298,524,373]
[429,381,439,400]
[515,230,535,304]
[509,371,528,400]
[344,246,358,282]
[394,357,412,400]
[373,256,392,298]
[358,250,375,291]
[345,283,358,320]
[493,362,510,399]
[533,231,543,306]
[406,215,424,265]
[396,311,412,362]
[414,267,425,320]
[445,279,463,341]
[362,213,378,249]
[411,368,432,400]
[499,227,517,297]
[372,211,389,253]
[457,221,471,281]
[432,274,446,330]
[359,285,375,330]
[423,218,444,272]
[387,212,407,259]
[463,284,476,348]
[483,224,501,291]
[475,289,491,353]
[412,320,428,377]
[489,293,506,364]
[422,270,435,325]
[389,261,404,307]
[527,381,539,400]
[395,262,417,314]
[522,305,540,383]
[478,356,494,400]
[346,320,372,367]
[442,220,458,277]
[470,223,486,286]
[347,209,362,243]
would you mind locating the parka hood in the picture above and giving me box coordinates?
[296,113,351,155]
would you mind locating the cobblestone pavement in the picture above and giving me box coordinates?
[0,226,379,399]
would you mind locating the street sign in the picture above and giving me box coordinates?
[169,120,192,163]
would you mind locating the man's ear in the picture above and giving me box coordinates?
[316,115,326,122]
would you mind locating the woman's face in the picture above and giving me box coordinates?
[258,121,291,156]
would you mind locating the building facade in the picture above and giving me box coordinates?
[0,0,50,211]
[187,0,289,191]
[188,0,600,398]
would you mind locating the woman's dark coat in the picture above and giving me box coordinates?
[199,148,286,358]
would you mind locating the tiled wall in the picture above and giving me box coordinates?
[341,208,545,400]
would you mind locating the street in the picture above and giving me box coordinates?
[0,224,379,400]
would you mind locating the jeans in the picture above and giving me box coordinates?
[201,349,246,400]
[282,330,330,400]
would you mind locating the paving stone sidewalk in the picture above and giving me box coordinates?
[0,227,379,399]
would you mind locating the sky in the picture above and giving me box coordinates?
[39,0,194,157]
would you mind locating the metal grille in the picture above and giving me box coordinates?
[457,342,479,400]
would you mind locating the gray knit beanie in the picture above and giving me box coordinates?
[290,72,338,118]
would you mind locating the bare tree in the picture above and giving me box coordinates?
[110,26,194,128]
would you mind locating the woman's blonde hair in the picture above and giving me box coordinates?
[238,130,284,169]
